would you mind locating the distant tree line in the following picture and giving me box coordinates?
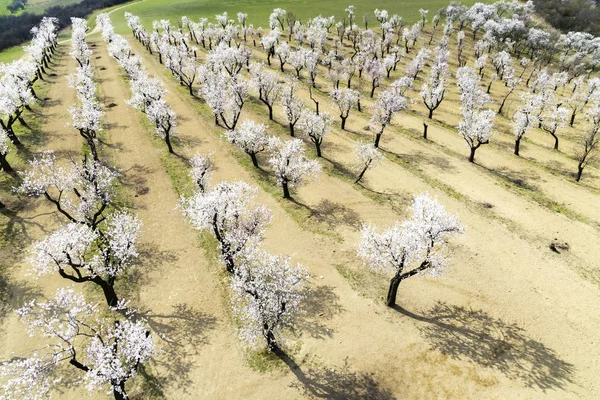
[533,0,600,35]
[7,0,28,14]
[0,0,130,51]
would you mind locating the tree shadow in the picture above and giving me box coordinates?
[295,284,344,339]
[0,274,43,326]
[311,199,361,230]
[278,351,396,400]
[395,302,574,391]
[398,150,455,171]
[134,303,218,393]
[0,205,55,260]
[119,164,153,197]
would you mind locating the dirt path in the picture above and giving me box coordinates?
[121,32,600,399]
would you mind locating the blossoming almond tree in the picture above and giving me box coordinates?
[0,128,14,173]
[358,193,464,307]
[146,98,177,153]
[280,79,304,136]
[456,67,495,162]
[370,89,408,148]
[17,152,117,229]
[189,152,213,193]
[231,249,309,351]
[181,180,271,273]
[354,141,383,184]
[330,88,359,130]
[250,63,280,121]
[267,137,321,199]
[225,120,269,167]
[512,93,541,156]
[0,288,154,400]
[540,105,569,150]
[29,211,141,307]
[298,109,333,157]
[576,106,600,182]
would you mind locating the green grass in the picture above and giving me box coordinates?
[0,0,490,63]
[0,0,81,16]
[108,0,489,34]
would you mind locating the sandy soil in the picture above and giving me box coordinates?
[2,23,600,400]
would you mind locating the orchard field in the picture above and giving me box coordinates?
[1,1,600,399]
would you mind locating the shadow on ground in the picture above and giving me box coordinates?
[395,301,574,391]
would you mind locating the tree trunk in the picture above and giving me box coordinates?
[224,253,235,273]
[498,97,507,114]
[250,152,259,167]
[423,122,428,139]
[289,122,295,137]
[267,104,273,121]
[315,141,322,157]
[514,137,521,156]
[93,277,119,308]
[341,116,347,130]
[370,82,376,98]
[576,163,584,182]
[282,181,290,199]
[0,153,13,173]
[551,133,559,150]
[354,163,369,184]
[374,132,382,148]
[386,273,402,307]
[265,326,278,351]
[112,382,127,400]
[428,108,433,119]
[570,110,576,127]
[4,126,22,147]
[469,147,477,163]
[165,134,174,154]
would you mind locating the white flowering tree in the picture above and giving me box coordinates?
[420,44,448,119]
[298,109,333,157]
[540,105,569,150]
[370,89,408,148]
[576,106,600,182]
[512,93,541,156]
[70,18,92,67]
[330,88,359,130]
[0,289,154,400]
[280,80,304,137]
[201,70,247,130]
[267,137,321,199]
[358,193,464,307]
[405,47,429,80]
[181,180,271,273]
[0,128,14,173]
[189,152,213,193]
[29,211,140,307]
[18,152,117,229]
[0,67,37,147]
[354,141,383,184]
[456,67,495,162]
[146,98,177,153]
[250,63,280,121]
[231,249,309,351]
[225,120,269,167]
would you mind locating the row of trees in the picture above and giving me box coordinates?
[128,1,600,181]
[125,11,471,313]
[100,14,313,353]
[126,12,386,194]
[0,17,57,209]
[0,18,155,400]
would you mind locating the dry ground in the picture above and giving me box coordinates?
[1,21,600,400]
